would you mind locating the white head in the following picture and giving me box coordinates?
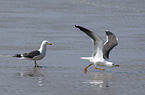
[42,40,52,45]
[105,61,113,67]
[39,40,52,53]
[105,60,119,67]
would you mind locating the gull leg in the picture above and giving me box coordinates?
[84,63,93,73]
[95,67,105,71]
[34,60,39,67]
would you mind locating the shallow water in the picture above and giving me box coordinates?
[0,0,145,95]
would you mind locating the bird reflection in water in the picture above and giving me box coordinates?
[84,72,112,89]
[17,67,46,87]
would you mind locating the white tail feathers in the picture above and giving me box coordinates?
[81,57,93,60]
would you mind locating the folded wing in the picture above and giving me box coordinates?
[22,50,40,58]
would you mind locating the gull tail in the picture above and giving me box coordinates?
[13,54,22,58]
[81,57,93,60]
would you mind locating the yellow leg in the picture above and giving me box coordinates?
[84,63,93,73]
[34,60,39,67]
[95,67,105,71]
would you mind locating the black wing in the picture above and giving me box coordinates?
[103,30,118,60]
[75,25,101,41]
[75,25,104,57]
[22,50,40,58]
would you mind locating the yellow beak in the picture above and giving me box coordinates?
[49,43,52,45]
[115,65,119,67]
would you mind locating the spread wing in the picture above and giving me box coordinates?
[22,50,40,58]
[75,25,104,58]
[103,30,118,60]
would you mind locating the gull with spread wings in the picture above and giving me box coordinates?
[75,25,119,73]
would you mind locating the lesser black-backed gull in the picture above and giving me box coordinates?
[13,40,52,67]
[75,25,119,73]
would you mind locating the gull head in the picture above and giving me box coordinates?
[108,62,119,67]
[106,61,114,67]
[113,64,119,67]
[105,60,119,67]
[42,40,52,45]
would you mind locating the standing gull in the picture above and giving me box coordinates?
[13,40,52,67]
[75,25,119,73]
